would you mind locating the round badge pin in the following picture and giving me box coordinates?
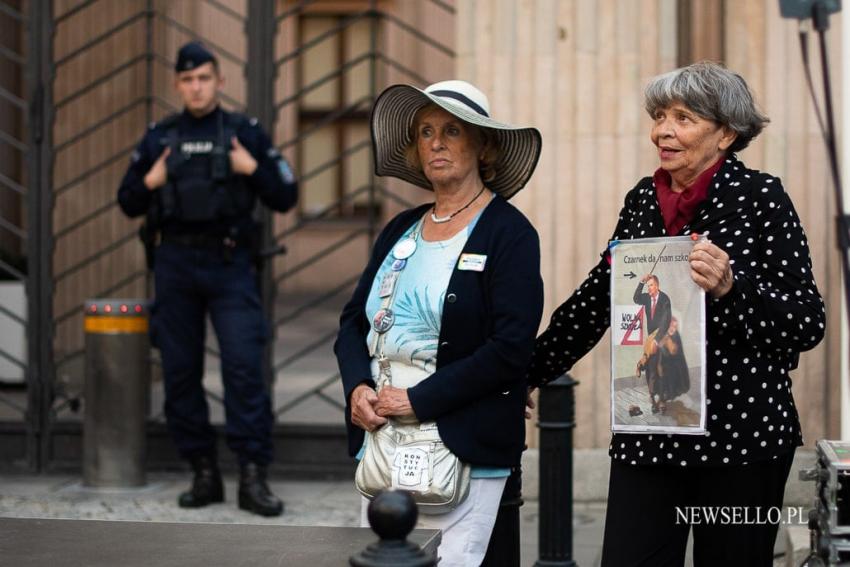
[391,258,407,271]
[372,308,395,333]
[392,238,417,260]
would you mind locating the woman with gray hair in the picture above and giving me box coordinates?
[528,61,825,565]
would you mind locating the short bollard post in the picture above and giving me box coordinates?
[481,466,522,566]
[349,490,437,567]
[535,374,578,567]
[83,299,150,487]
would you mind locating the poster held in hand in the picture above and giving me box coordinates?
[609,235,706,434]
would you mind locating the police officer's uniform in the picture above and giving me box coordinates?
[117,42,297,516]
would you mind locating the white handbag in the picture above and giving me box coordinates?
[354,218,471,514]
[354,367,471,515]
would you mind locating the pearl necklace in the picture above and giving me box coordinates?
[430,186,487,224]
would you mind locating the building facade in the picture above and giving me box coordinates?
[0,0,841,468]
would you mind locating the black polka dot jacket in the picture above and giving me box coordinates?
[528,156,826,467]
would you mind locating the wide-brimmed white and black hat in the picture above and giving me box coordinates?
[370,80,542,200]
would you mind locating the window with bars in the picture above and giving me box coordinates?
[298,14,379,219]
[0,1,26,278]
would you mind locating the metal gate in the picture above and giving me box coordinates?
[0,0,37,470]
[0,0,454,473]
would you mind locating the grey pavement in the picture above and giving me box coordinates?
[0,469,806,566]
[0,471,605,566]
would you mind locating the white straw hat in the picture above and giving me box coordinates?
[370,80,542,200]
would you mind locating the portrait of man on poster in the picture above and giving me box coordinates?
[633,274,672,414]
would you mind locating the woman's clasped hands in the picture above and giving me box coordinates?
[349,383,415,432]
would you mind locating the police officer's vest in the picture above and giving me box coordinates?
[157,111,254,223]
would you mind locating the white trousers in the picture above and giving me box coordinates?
[359,477,507,567]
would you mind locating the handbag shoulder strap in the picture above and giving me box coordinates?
[368,217,425,375]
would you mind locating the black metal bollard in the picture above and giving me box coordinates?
[481,465,523,566]
[83,299,151,487]
[535,374,578,567]
[350,490,437,567]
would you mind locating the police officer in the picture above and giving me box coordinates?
[117,42,297,517]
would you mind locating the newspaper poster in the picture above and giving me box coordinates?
[609,236,706,434]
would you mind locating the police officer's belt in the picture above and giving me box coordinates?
[161,232,242,249]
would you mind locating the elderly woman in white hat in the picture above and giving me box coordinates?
[335,80,543,565]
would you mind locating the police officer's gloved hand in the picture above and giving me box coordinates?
[229,137,257,176]
[144,147,171,190]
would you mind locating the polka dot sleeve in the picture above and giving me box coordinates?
[710,176,825,354]
[527,182,645,388]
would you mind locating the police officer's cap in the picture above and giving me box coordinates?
[175,41,217,72]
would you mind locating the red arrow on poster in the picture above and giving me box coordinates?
[621,306,644,346]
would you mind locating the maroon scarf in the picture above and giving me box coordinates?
[653,159,723,236]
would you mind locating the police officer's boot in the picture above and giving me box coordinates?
[238,462,284,517]
[178,455,224,508]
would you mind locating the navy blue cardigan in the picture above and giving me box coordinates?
[334,195,544,468]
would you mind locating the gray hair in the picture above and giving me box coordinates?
[644,61,769,153]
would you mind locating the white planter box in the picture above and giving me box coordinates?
[0,281,27,383]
